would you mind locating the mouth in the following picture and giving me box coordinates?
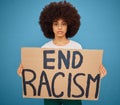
[57,31,63,34]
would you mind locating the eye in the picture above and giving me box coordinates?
[53,22,58,26]
[62,22,67,26]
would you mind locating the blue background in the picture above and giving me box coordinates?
[0,0,120,105]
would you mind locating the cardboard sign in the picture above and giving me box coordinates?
[21,48,103,100]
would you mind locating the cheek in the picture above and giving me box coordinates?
[52,26,56,32]
[65,27,67,33]
[52,27,57,33]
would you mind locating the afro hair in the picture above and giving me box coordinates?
[39,1,81,39]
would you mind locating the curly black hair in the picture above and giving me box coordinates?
[39,1,81,39]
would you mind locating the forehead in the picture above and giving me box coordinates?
[53,18,66,23]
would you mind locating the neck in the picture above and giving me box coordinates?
[53,37,70,46]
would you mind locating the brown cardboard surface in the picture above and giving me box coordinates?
[21,48,103,100]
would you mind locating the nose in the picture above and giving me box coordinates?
[58,24,62,29]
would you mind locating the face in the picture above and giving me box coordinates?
[52,19,67,38]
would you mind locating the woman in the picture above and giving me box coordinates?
[18,1,107,105]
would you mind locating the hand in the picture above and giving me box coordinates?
[17,64,23,77]
[99,64,107,79]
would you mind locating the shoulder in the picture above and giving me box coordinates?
[41,41,53,48]
[69,40,83,49]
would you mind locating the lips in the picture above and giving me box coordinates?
[57,31,63,34]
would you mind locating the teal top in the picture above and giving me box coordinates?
[44,99,82,105]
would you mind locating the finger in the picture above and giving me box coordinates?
[100,66,107,79]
